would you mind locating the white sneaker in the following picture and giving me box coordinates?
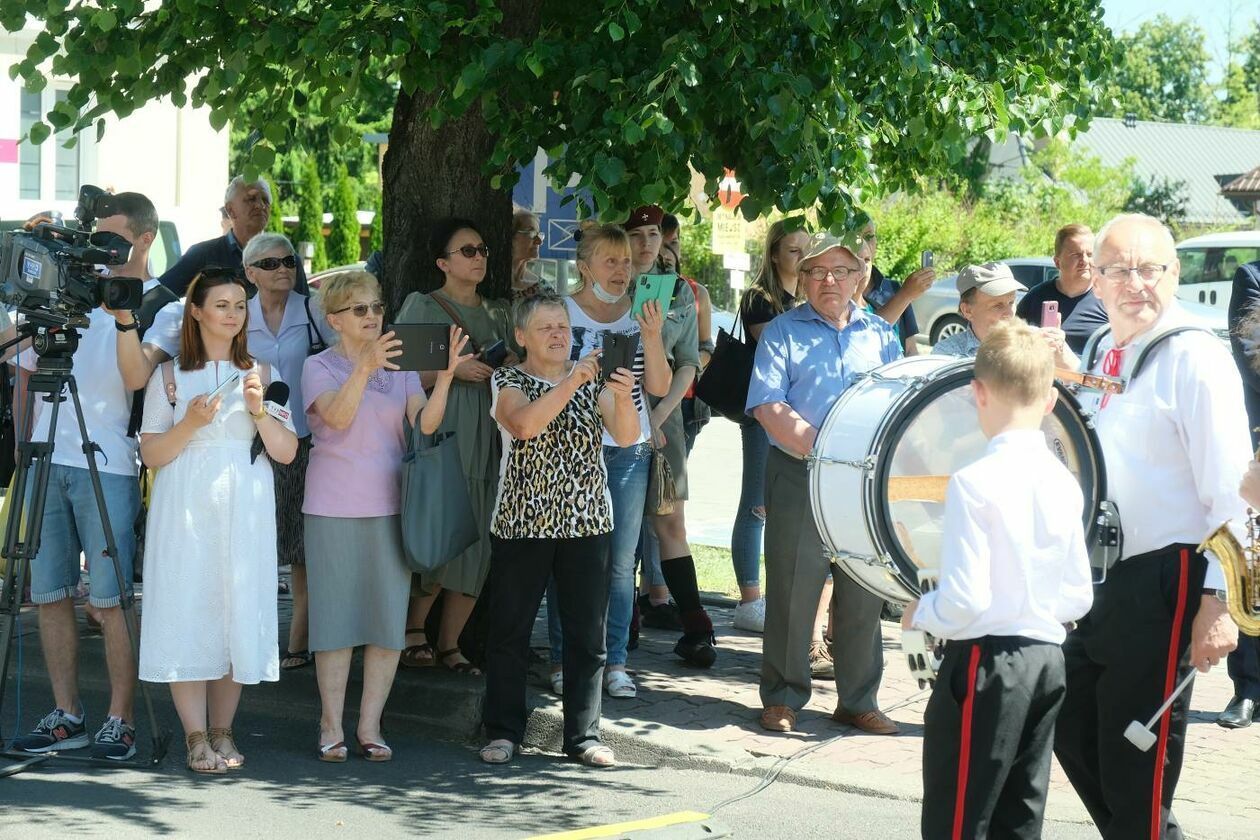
[550,670,564,696]
[604,669,637,699]
[732,598,766,633]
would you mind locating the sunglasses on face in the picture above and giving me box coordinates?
[250,255,297,271]
[332,302,386,317]
[445,244,490,259]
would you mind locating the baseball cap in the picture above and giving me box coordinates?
[956,262,1025,296]
[800,231,863,263]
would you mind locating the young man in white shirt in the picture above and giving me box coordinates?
[904,321,1093,839]
[1053,213,1250,839]
[10,192,160,761]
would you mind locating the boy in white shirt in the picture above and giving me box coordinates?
[903,320,1094,839]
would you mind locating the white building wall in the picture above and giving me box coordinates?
[1,22,226,244]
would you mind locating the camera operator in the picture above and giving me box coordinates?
[10,192,161,761]
[156,177,309,297]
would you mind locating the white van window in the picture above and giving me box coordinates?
[1178,247,1260,285]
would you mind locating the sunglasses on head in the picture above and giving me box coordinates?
[445,244,490,259]
[197,266,247,285]
[250,255,297,271]
[332,302,386,318]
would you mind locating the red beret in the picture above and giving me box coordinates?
[623,205,664,230]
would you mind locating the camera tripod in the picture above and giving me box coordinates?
[0,327,168,775]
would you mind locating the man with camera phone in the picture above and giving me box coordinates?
[8,191,161,761]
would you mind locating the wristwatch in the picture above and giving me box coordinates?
[114,319,138,333]
[1202,588,1229,604]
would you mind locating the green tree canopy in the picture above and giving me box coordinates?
[4,0,1113,305]
[1099,14,1214,124]
[295,155,327,272]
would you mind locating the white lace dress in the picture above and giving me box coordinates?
[138,361,290,684]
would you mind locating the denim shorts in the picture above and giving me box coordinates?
[27,464,139,608]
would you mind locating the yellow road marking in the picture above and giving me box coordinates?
[527,810,713,839]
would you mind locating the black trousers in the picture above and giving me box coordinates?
[1053,545,1206,840]
[1227,634,1260,702]
[922,636,1065,840]
[483,533,611,755]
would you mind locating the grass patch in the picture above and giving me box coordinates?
[691,543,764,601]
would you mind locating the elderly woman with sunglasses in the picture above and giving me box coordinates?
[242,233,334,673]
[511,209,547,300]
[303,271,469,762]
[395,217,520,676]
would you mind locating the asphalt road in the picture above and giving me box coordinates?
[0,675,1106,840]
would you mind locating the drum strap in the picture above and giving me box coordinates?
[1080,324,1212,384]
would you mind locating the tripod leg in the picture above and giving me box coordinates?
[64,378,169,765]
[0,377,62,746]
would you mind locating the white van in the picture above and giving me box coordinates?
[1175,231,1260,311]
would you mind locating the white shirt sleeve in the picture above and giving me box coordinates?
[1175,336,1252,590]
[144,301,184,360]
[1056,496,1095,624]
[139,365,175,437]
[913,474,993,638]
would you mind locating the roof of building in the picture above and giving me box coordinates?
[989,117,1260,225]
[1066,117,1260,224]
[1222,166,1260,196]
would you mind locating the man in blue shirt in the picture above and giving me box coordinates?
[157,177,309,296]
[747,232,902,736]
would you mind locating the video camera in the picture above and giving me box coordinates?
[0,185,144,331]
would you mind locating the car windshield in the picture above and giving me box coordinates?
[1178,246,1260,285]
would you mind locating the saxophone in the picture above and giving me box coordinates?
[1199,509,1260,637]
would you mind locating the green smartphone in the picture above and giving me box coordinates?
[631,273,676,319]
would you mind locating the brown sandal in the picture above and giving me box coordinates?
[208,727,244,769]
[400,628,436,669]
[186,731,228,775]
[437,647,482,676]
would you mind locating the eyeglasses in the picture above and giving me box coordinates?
[445,244,490,259]
[249,255,297,271]
[1094,263,1169,285]
[514,229,544,242]
[332,302,386,317]
[801,265,863,283]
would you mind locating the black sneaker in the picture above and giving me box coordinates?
[675,632,718,668]
[92,716,136,761]
[11,708,90,753]
[641,597,683,631]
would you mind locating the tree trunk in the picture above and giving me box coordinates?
[380,2,543,315]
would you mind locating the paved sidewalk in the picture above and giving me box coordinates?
[524,606,1260,839]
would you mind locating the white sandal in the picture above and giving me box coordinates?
[604,669,637,699]
[479,739,516,765]
[549,669,564,696]
[575,744,617,768]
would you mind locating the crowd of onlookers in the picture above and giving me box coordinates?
[2,175,1257,777]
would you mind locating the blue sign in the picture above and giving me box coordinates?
[512,152,593,259]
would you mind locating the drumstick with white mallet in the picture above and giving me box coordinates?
[1122,668,1199,751]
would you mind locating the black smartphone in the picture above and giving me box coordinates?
[479,339,509,369]
[390,323,450,371]
[601,332,639,381]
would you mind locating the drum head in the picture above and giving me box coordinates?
[869,366,1104,592]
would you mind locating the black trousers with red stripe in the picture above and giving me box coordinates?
[922,636,1065,840]
[1053,545,1206,840]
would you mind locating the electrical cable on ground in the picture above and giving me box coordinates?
[708,687,932,815]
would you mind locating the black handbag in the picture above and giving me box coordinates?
[400,422,479,573]
[694,309,756,423]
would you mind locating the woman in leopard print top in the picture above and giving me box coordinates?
[479,292,639,769]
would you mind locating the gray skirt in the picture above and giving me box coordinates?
[305,514,410,652]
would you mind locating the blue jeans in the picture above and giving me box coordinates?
[549,443,651,667]
[28,464,139,608]
[730,421,768,587]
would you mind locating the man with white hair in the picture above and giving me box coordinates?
[1052,213,1250,839]
[156,176,308,296]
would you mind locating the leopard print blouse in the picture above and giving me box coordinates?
[489,366,613,539]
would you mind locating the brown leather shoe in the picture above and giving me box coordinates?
[760,705,796,732]
[832,706,899,735]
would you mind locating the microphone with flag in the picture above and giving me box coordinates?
[250,381,291,464]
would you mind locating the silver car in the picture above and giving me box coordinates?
[911,258,1059,344]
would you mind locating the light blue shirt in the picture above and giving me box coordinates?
[746,301,902,448]
[933,326,981,358]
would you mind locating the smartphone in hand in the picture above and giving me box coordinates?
[601,332,639,382]
[920,250,934,269]
[1041,300,1061,329]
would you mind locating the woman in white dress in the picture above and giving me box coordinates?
[138,268,299,774]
